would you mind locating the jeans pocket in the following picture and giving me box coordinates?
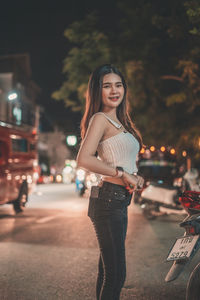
[104,197,124,209]
[104,191,132,209]
[88,196,110,219]
[113,191,126,201]
[88,197,96,218]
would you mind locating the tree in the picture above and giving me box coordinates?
[53,0,200,160]
[52,13,112,112]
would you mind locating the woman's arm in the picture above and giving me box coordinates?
[77,114,144,190]
[76,114,117,177]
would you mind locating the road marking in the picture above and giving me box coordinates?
[36,215,63,224]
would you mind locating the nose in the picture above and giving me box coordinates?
[111,85,117,93]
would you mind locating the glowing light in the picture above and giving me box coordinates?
[170,148,176,155]
[33,160,38,167]
[27,175,33,184]
[32,128,37,135]
[63,166,73,174]
[90,173,98,182]
[160,146,166,152]
[10,134,18,139]
[8,92,18,101]
[56,174,62,183]
[182,150,187,157]
[140,148,145,154]
[66,135,77,146]
[71,160,77,168]
[150,146,155,152]
[76,169,85,181]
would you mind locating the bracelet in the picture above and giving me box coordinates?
[115,166,124,178]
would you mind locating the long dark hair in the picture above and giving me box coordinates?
[80,64,143,149]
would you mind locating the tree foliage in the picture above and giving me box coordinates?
[53,0,200,159]
[52,13,112,112]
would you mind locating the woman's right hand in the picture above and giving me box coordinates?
[122,172,144,193]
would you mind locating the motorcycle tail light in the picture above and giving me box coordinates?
[179,191,200,212]
[186,226,196,235]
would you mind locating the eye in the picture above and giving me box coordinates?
[103,85,110,88]
[116,83,123,88]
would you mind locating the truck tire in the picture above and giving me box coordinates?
[186,262,200,300]
[13,183,28,213]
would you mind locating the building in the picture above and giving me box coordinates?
[0,53,40,130]
[37,127,71,175]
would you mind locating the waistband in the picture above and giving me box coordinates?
[100,181,127,191]
[97,181,132,199]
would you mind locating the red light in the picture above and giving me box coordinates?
[32,128,37,135]
[187,227,195,234]
[179,191,200,212]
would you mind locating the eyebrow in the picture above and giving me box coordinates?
[102,81,122,85]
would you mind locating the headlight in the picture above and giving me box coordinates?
[63,166,73,174]
[76,169,86,181]
[56,174,62,183]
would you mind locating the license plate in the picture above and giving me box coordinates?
[167,235,200,261]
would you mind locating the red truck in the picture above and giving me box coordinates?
[0,122,38,213]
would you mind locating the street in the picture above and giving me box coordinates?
[0,183,200,300]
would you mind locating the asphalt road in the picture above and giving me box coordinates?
[0,183,199,300]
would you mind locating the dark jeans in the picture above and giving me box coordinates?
[88,182,132,300]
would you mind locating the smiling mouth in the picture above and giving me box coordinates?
[109,96,119,101]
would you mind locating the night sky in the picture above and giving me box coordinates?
[0,1,116,132]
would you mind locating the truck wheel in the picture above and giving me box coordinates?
[13,183,28,213]
[186,263,200,300]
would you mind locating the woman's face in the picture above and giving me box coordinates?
[101,73,124,110]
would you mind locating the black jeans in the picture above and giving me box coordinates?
[88,181,132,300]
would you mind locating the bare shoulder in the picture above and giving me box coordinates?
[83,113,108,143]
[89,112,108,128]
[78,113,108,158]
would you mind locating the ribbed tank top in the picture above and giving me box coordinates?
[90,112,140,174]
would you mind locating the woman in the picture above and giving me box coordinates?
[77,64,144,300]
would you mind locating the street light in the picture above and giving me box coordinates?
[8,91,18,101]
[66,135,77,146]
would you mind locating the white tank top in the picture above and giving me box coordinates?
[90,112,140,174]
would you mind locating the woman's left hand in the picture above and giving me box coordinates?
[122,172,144,194]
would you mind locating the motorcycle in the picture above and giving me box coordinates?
[139,180,185,219]
[165,190,200,300]
[139,168,200,220]
[183,168,200,192]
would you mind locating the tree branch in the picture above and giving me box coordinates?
[160,75,184,82]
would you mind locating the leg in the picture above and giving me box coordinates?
[92,218,116,300]
[96,210,127,299]
[113,208,128,299]
[92,209,128,300]
[96,254,104,300]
